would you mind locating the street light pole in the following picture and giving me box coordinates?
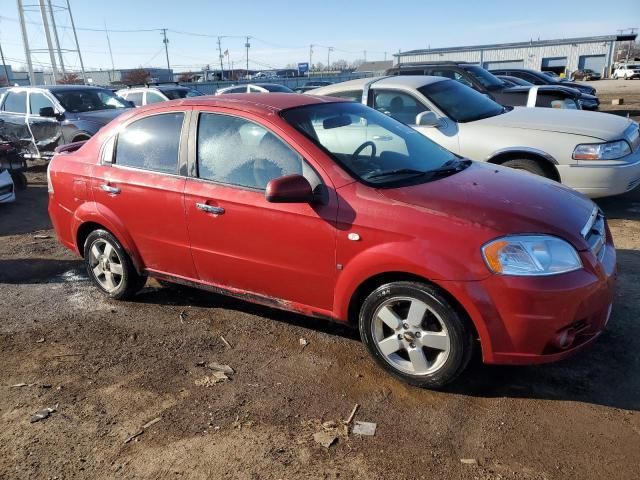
[218,36,225,79]
[161,28,170,70]
[327,46,333,71]
[245,36,250,76]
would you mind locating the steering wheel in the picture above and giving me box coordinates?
[352,141,377,162]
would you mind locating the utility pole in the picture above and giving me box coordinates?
[217,36,225,79]
[363,50,367,62]
[47,0,65,75]
[327,46,333,71]
[39,0,59,83]
[161,28,170,70]
[16,0,35,85]
[309,44,314,74]
[384,51,387,61]
[104,21,115,75]
[0,40,9,86]
[245,36,250,76]
[65,0,86,84]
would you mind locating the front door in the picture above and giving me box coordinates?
[91,109,196,278]
[183,111,337,312]
[27,90,63,158]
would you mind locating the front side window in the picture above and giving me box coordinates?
[372,90,428,125]
[53,88,129,112]
[281,102,460,186]
[145,91,165,104]
[115,112,184,174]
[197,113,304,190]
[29,92,55,115]
[462,66,505,89]
[3,91,27,113]
[418,79,505,123]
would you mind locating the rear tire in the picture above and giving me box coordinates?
[359,281,473,389]
[84,229,146,300]
[502,158,552,178]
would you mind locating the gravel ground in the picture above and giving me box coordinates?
[1,91,640,480]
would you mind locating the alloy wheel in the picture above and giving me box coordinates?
[88,238,124,293]
[371,296,450,376]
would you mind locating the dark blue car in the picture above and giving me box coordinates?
[0,85,132,159]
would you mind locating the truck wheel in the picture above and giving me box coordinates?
[10,171,28,190]
[502,158,551,178]
[84,229,146,300]
[359,281,473,389]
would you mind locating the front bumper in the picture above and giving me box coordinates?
[0,170,16,203]
[557,152,640,198]
[440,240,616,365]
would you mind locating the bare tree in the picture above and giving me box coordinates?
[122,68,151,85]
[178,71,194,82]
[57,73,82,85]
[0,75,8,87]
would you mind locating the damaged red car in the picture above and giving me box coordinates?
[47,94,616,388]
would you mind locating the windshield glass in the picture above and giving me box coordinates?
[418,79,505,123]
[162,88,204,100]
[281,102,460,186]
[462,65,504,89]
[53,89,129,112]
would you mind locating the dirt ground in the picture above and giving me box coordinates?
[1,84,640,480]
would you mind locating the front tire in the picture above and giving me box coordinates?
[84,229,146,300]
[359,281,473,389]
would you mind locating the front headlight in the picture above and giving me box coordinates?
[573,140,631,160]
[482,235,582,276]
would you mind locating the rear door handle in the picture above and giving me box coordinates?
[196,202,225,215]
[100,183,120,194]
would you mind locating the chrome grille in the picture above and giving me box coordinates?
[582,208,606,262]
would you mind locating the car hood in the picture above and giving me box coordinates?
[66,108,131,125]
[378,162,595,249]
[474,107,632,140]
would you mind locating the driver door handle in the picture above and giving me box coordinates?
[196,202,225,215]
[100,183,120,194]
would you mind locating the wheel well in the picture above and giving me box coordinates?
[76,221,105,257]
[347,272,478,337]
[487,151,560,182]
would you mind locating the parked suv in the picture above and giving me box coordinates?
[116,83,204,107]
[613,64,640,80]
[0,85,131,159]
[386,62,590,110]
[48,94,616,388]
[571,69,601,81]
[310,76,640,198]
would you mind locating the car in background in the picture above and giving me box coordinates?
[215,83,294,95]
[294,80,333,93]
[571,69,601,81]
[613,64,640,80]
[309,75,640,198]
[497,75,534,87]
[0,85,132,160]
[116,83,204,107]
[489,68,597,97]
[385,62,588,110]
[497,75,593,110]
[0,166,15,203]
[48,93,616,388]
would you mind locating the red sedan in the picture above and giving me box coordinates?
[47,94,616,388]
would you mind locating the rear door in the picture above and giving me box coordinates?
[0,90,34,157]
[91,108,196,278]
[183,109,338,311]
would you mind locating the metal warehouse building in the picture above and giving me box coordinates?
[395,34,638,77]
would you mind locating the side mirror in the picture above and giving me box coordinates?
[265,174,315,204]
[416,111,440,127]
[39,106,57,118]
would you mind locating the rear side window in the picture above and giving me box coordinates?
[127,92,143,106]
[115,112,184,174]
[146,91,165,104]
[196,113,305,190]
[3,91,27,113]
[328,90,362,102]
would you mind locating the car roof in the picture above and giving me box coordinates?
[5,85,110,92]
[135,92,343,115]
[311,75,445,93]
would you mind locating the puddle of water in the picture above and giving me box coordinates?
[58,269,88,283]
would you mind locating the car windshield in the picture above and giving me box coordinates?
[281,102,462,186]
[418,79,506,123]
[53,89,129,112]
[462,65,505,89]
[161,88,204,100]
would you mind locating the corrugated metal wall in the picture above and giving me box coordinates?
[397,41,614,75]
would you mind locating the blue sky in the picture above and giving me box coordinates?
[0,0,638,72]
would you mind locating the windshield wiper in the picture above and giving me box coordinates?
[427,159,472,177]
[365,168,428,180]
